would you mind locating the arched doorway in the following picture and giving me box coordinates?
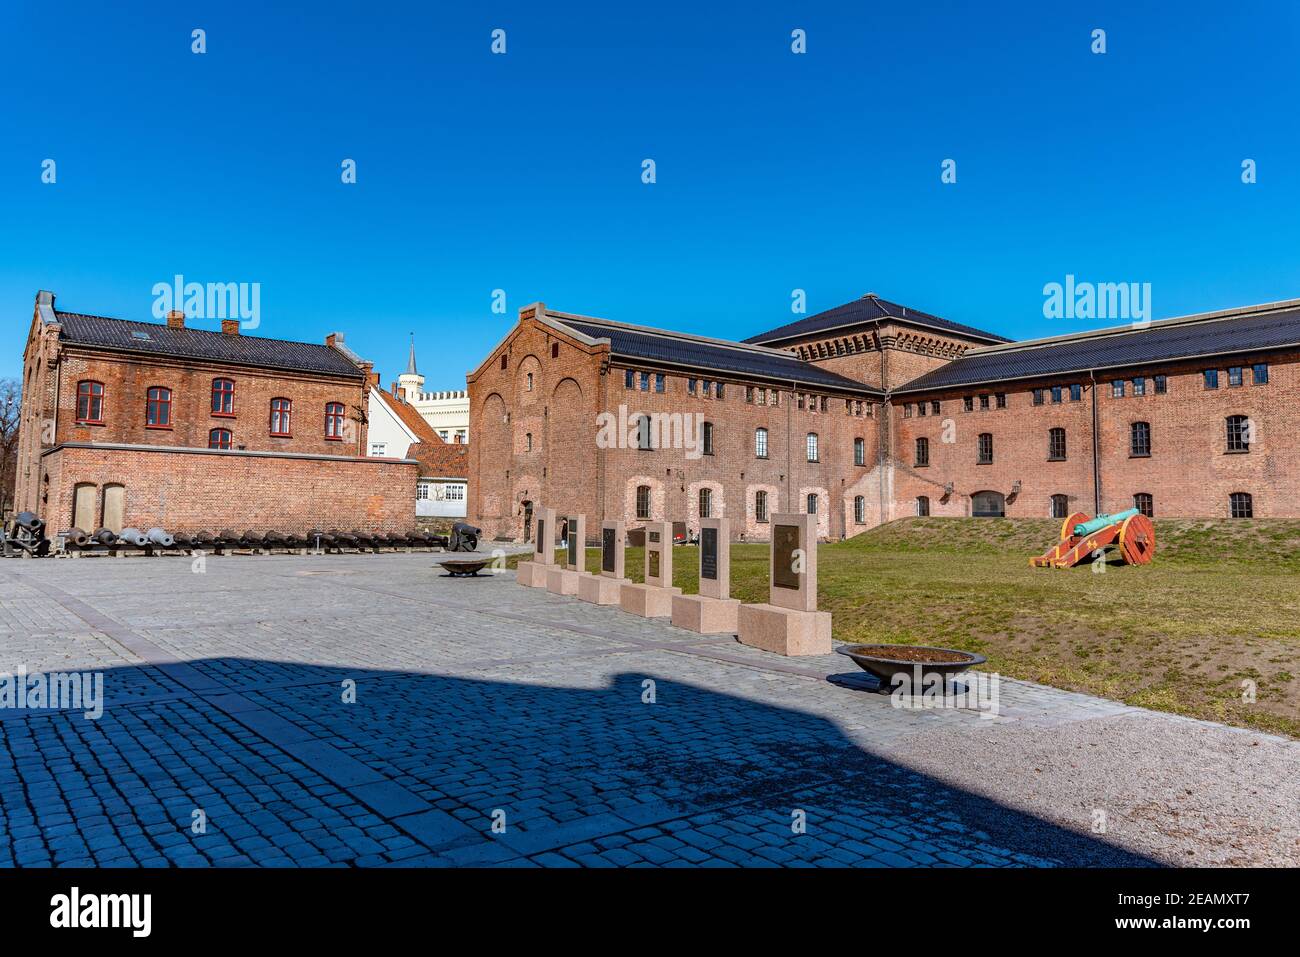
[971,490,1006,518]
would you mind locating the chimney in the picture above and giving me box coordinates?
[166,310,185,329]
[221,319,240,335]
[325,332,342,349]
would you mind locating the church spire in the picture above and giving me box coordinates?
[405,334,418,376]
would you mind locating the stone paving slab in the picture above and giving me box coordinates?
[0,553,1296,867]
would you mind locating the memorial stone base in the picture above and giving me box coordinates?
[736,603,832,656]
[671,594,740,634]
[578,575,624,605]
[545,566,581,595]
[515,561,548,588]
[620,582,682,618]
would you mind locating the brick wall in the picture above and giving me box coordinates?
[54,349,368,456]
[41,444,417,538]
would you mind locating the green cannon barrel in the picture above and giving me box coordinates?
[1074,508,1140,537]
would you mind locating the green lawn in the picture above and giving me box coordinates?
[514,518,1300,738]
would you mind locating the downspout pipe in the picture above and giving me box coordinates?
[1089,369,1101,514]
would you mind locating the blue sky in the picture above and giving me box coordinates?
[2,1,1297,384]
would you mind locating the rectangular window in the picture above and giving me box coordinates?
[979,394,990,410]
[212,378,235,415]
[1154,375,1167,394]
[931,400,941,415]
[146,387,171,427]
[688,378,697,395]
[746,387,754,403]
[963,396,973,412]
[1204,369,1219,389]
[654,373,665,393]
[1069,384,1082,401]
[1032,389,1044,406]
[1252,363,1269,385]
[209,428,232,450]
[1048,427,1067,461]
[1050,386,1062,404]
[636,485,650,519]
[703,380,712,397]
[1132,378,1146,396]
[625,369,634,389]
[639,372,650,391]
[995,393,1007,409]
[324,402,345,440]
[756,388,766,405]
[977,433,993,464]
[1134,493,1153,518]
[717,383,725,400]
[270,398,292,436]
[917,402,927,417]
[1230,493,1253,519]
[76,380,105,423]
[370,442,387,456]
[915,437,929,467]
[903,403,912,418]
[755,428,768,458]
[1130,421,1151,457]
[806,433,819,462]
[1112,380,1125,398]
[755,490,768,523]
[1228,366,1243,387]
[854,437,865,466]
[417,483,430,500]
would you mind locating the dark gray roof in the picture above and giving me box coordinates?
[555,318,881,394]
[55,312,365,378]
[744,294,1010,347]
[894,306,1300,394]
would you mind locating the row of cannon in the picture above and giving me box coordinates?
[1,512,52,557]
[58,521,481,554]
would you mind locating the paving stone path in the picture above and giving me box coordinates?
[1,553,1296,867]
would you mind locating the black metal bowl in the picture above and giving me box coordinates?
[835,644,987,685]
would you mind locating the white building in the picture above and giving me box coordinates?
[396,341,469,444]
[367,347,469,519]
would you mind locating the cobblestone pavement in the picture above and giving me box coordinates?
[1,553,1296,867]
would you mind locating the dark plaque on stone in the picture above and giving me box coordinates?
[567,525,578,567]
[602,528,615,572]
[773,524,800,590]
[535,519,546,556]
[701,527,718,581]
[649,530,660,544]
[648,550,660,580]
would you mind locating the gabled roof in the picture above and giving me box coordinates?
[743,293,1010,347]
[372,385,468,478]
[54,310,366,378]
[548,312,881,395]
[893,299,1300,394]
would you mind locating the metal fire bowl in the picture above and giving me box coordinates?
[835,644,987,685]
[437,558,491,578]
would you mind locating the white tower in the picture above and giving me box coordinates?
[397,335,424,402]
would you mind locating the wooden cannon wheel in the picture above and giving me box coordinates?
[1061,511,1090,542]
[1118,513,1156,565]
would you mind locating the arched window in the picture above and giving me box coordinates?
[636,415,652,450]
[526,372,534,391]
[977,433,993,464]
[324,402,345,440]
[702,421,714,455]
[915,437,929,467]
[212,378,235,415]
[1050,494,1069,518]
[754,490,768,523]
[145,386,171,427]
[916,495,931,517]
[806,433,819,462]
[525,432,533,452]
[698,487,712,518]
[1130,421,1151,457]
[1229,492,1253,519]
[755,427,768,458]
[76,380,104,423]
[854,496,865,524]
[635,485,651,520]
[209,428,232,450]
[1048,427,1067,460]
[806,492,818,514]
[1226,415,1251,452]
[1134,493,1153,517]
[270,397,292,436]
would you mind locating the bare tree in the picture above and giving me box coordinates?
[0,377,20,521]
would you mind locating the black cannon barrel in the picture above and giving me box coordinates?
[262,529,286,546]
[350,529,374,547]
[66,527,91,547]
[91,527,118,546]
[242,529,266,546]
[330,528,358,545]
[118,527,149,547]
[147,527,175,547]
[307,528,335,546]
[15,512,43,532]
[172,532,195,547]
[193,530,216,545]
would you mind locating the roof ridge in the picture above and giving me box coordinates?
[54,309,340,351]
[551,312,810,359]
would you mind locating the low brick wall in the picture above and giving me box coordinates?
[40,443,418,537]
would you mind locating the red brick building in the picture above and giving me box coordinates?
[469,293,1300,541]
[16,291,418,539]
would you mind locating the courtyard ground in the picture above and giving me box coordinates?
[1,547,1296,867]
[545,518,1300,738]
